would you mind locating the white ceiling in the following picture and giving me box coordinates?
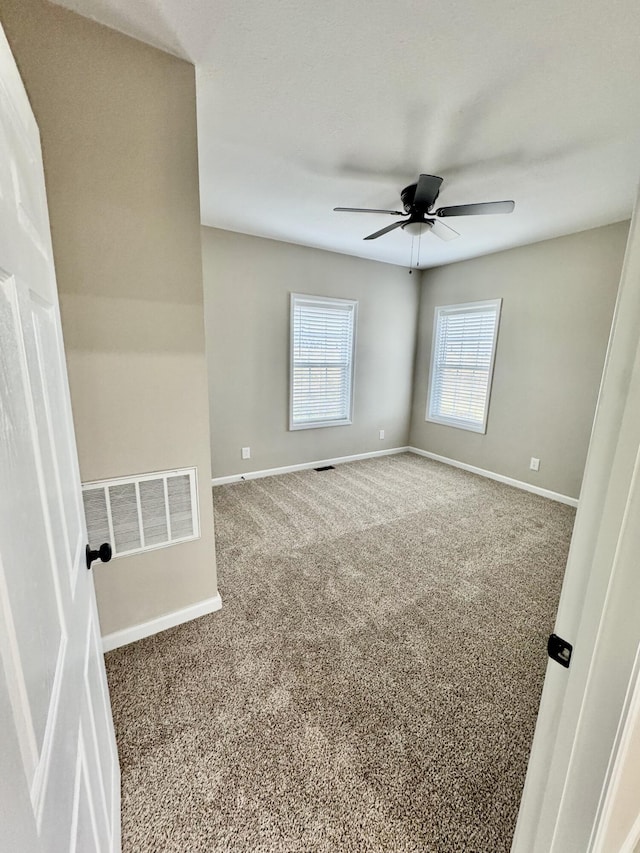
[54,0,640,268]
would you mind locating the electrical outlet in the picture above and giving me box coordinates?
[379,429,385,440]
[241,447,251,460]
[530,457,540,471]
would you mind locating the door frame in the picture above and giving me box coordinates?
[589,643,640,852]
[513,188,640,851]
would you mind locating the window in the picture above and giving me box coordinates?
[426,299,502,433]
[290,293,357,430]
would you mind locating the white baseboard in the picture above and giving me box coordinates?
[211,446,410,486]
[102,593,222,652]
[407,447,579,507]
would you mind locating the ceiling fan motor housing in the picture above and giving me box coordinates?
[401,182,420,213]
[401,181,437,233]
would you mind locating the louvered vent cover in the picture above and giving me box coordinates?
[82,468,199,559]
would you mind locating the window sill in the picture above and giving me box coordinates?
[425,414,487,434]
[289,418,353,431]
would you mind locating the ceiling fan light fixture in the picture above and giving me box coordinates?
[403,220,433,237]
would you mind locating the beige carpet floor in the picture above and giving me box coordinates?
[105,453,575,852]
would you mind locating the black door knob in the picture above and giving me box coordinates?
[86,542,112,570]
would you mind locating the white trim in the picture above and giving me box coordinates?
[211,447,410,486]
[211,444,579,507]
[426,298,502,435]
[408,447,579,507]
[103,485,115,557]
[101,594,222,652]
[589,643,640,853]
[621,813,640,853]
[289,417,354,431]
[134,481,145,549]
[162,475,172,540]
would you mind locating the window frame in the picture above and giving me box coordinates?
[289,292,358,431]
[425,298,502,434]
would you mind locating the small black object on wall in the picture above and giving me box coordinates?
[86,542,112,570]
[548,633,573,668]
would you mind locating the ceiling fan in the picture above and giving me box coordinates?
[334,174,515,241]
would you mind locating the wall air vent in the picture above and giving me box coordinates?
[82,468,200,559]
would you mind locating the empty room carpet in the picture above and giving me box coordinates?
[105,452,575,852]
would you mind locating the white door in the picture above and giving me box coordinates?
[0,23,120,853]
[513,192,640,851]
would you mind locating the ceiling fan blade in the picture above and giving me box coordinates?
[436,200,515,217]
[430,219,460,242]
[334,207,406,215]
[363,221,405,240]
[413,174,443,211]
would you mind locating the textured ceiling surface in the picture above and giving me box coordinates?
[53,0,640,267]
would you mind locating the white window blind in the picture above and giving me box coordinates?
[290,293,357,430]
[427,299,502,433]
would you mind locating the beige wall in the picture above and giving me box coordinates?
[202,228,419,477]
[410,223,629,499]
[1,0,217,634]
